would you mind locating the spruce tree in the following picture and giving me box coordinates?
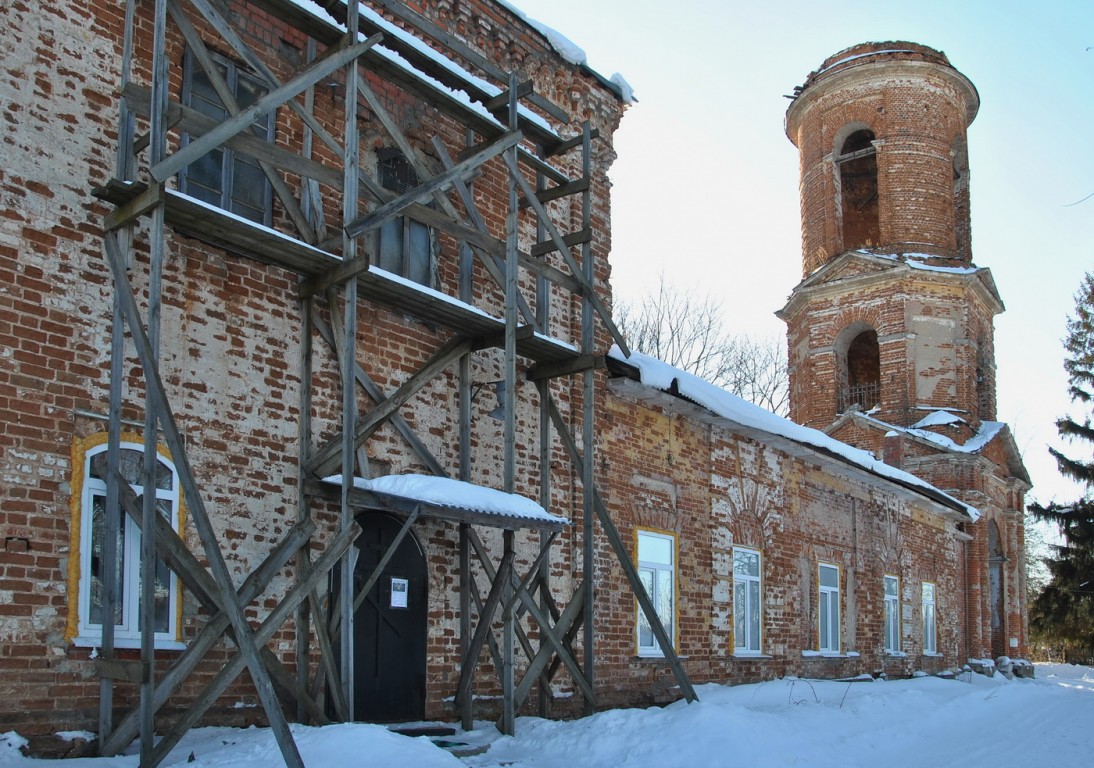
[1030,272,1094,658]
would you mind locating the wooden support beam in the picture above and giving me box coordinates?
[545,394,698,703]
[454,544,515,705]
[528,227,592,258]
[151,35,381,182]
[306,573,348,720]
[519,177,589,208]
[100,469,319,755]
[512,586,585,711]
[485,79,534,112]
[430,137,539,326]
[311,309,447,477]
[308,335,473,478]
[122,84,343,190]
[102,231,305,766]
[145,521,360,768]
[464,528,537,667]
[343,129,523,238]
[103,184,164,232]
[506,563,596,707]
[527,354,604,382]
[546,128,600,157]
[95,659,144,684]
[502,152,631,357]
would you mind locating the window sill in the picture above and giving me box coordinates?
[885,651,908,658]
[732,652,772,660]
[921,651,943,658]
[633,654,687,662]
[801,650,856,659]
[72,635,186,652]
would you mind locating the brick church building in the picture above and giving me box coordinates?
[0,0,1026,758]
[779,42,1030,663]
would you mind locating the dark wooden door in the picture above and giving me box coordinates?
[352,514,427,723]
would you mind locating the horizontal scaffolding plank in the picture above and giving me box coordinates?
[91,185,580,364]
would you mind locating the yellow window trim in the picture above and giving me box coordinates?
[66,432,187,644]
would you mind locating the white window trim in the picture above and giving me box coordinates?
[733,546,763,655]
[636,529,675,658]
[884,574,901,654]
[818,563,840,654]
[73,441,182,650]
[922,581,937,655]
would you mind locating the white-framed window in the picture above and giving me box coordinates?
[733,547,762,654]
[72,440,181,649]
[637,529,675,657]
[884,575,900,653]
[922,581,937,654]
[818,563,840,653]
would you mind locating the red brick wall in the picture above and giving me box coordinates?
[596,380,968,705]
[0,0,626,753]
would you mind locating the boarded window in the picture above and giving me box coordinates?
[377,149,433,286]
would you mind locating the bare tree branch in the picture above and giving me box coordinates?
[615,278,789,416]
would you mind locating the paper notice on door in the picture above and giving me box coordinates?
[390,577,409,608]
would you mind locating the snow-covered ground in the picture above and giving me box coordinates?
[3,664,1091,767]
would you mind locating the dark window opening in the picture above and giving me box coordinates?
[376,149,433,287]
[837,130,880,250]
[838,329,880,412]
[179,50,274,226]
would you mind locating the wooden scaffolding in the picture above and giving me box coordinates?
[90,1,695,765]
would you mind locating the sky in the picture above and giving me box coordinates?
[507,0,1094,506]
[5,662,1091,766]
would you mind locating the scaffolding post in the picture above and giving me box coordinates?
[580,121,596,716]
[338,0,362,721]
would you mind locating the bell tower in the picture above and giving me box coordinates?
[778,42,1001,431]
[778,42,1031,661]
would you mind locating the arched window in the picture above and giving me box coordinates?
[836,129,880,250]
[69,438,182,648]
[837,327,881,413]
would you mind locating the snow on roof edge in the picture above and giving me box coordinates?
[495,0,634,103]
[608,346,979,522]
[323,473,569,524]
[284,0,561,136]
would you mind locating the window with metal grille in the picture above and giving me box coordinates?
[179,50,274,226]
[377,149,433,286]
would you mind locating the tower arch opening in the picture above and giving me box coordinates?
[835,127,880,251]
[836,323,881,413]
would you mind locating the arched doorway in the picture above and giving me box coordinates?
[335,513,428,722]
